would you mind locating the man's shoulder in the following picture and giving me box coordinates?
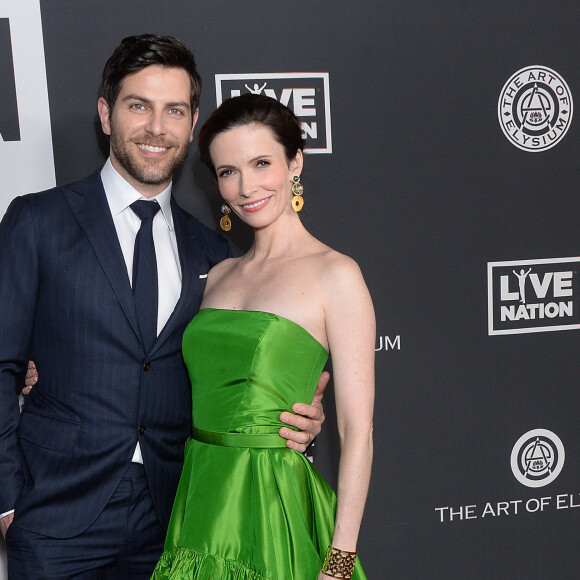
[172,201,231,257]
[2,172,105,234]
[24,171,102,202]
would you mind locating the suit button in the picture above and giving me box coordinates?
[138,425,146,435]
[143,361,151,372]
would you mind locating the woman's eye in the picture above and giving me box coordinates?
[218,169,234,178]
[256,159,270,168]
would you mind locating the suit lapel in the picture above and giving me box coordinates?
[63,172,143,345]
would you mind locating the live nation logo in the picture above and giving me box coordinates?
[215,73,332,153]
[498,65,573,152]
[487,257,580,335]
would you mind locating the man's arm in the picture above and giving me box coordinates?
[279,370,329,453]
[0,196,39,517]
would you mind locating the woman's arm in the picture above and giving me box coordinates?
[321,255,375,577]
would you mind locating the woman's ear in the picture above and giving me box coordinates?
[289,149,304,176]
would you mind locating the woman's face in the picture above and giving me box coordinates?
[209,123,302,229]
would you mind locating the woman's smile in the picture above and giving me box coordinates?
[241,197,272,212]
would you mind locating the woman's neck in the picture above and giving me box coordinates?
[246,211,311,262]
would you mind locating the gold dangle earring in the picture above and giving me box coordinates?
[220,204,232,231]
[291,175,304,212]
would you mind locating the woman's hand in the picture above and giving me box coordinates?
[22,360,38,395]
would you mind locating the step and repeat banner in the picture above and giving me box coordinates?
[1,2,579,578]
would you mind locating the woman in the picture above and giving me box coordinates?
[153,93,374,580]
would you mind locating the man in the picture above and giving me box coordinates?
[0,34,326,579]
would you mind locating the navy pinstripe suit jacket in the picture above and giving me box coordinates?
[0,171,230,538]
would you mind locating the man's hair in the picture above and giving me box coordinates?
[100,34,202,114]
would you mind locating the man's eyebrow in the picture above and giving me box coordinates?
[121,94,191,110]
[165,100,191,110]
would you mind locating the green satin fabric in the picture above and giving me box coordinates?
[191,426,288,448]
[152,309,366,580]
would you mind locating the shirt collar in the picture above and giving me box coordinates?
[101,158,175,230]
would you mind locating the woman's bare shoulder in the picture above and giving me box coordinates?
[204,257,239,291]
[311,245,364,284]
[208,256,237,276]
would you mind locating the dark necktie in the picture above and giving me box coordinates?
[130,200,161,352]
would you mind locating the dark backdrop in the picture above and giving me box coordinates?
[2,2,580,578]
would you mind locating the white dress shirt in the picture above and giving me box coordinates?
[101,159,182,463]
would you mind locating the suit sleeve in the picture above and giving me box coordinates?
[206,229,233,267]
[0,196,39,513]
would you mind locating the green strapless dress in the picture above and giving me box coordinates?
[152,308,365,580]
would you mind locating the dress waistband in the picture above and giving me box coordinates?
[191,426,288,448]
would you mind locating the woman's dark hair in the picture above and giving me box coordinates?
[99,34,202,114]
[198,93,306,175]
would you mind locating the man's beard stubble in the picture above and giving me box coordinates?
[109,129,189,186]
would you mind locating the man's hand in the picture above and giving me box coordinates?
[279,370,329,452]
[0,513,13,539]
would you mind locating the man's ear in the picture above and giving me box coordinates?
[98,97,112,136]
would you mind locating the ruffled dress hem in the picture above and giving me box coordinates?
[152,546,273,580]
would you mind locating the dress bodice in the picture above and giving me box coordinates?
[182,309,328,434]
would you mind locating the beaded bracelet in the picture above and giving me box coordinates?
[321,545,357,579]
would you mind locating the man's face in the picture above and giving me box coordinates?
[98,65,198,197]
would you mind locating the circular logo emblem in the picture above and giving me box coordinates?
[498,66,573,152]
[511,429,565,487]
